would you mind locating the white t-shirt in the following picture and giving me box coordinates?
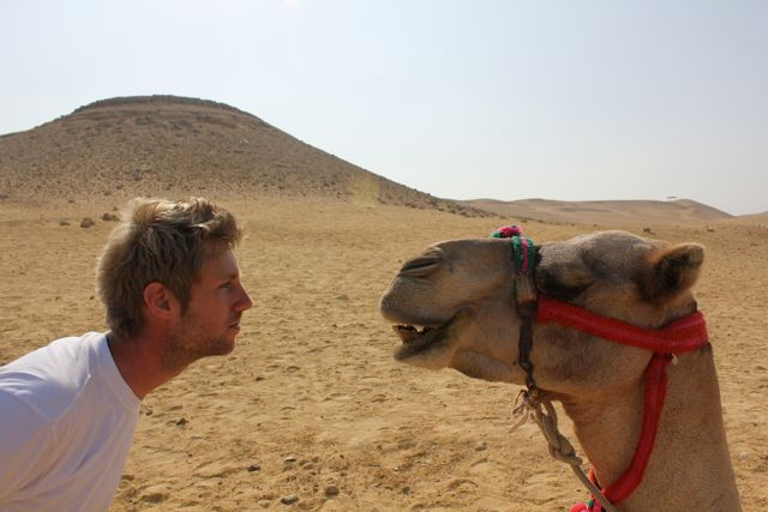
[0,332,141,511]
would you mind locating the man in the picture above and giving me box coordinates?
[0,197,253,511]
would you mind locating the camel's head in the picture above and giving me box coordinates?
[379,230,704,394]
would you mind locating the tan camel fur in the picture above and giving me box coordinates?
[379,230,742,510]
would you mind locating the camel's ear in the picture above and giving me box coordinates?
[640,243,704,301]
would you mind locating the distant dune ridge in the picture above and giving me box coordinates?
[0,94,761,225]
[0,95,488,217]
[463,197,735,227]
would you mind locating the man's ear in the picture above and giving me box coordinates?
[143,282,175,320]
[639,243,704,302]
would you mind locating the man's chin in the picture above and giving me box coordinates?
[199,334,237,358]
[217,336,237,355]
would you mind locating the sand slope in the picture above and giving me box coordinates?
[1,197,765,511]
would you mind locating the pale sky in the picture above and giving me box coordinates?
[1,0,766,215]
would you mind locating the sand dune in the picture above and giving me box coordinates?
[462,197,735,227]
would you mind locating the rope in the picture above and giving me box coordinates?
[512,391,619,512]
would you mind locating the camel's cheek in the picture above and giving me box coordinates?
[450,350,520,383]
[443,315,522,383]
[393,339,455,370]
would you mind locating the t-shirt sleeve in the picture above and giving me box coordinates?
[0,391,57,503]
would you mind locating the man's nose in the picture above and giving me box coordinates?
[236,285,254,312]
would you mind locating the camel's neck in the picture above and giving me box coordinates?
[560,345,742,511]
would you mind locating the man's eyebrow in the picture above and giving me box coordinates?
[218,269,241,280]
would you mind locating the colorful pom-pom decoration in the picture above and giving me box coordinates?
[490,225,523,238]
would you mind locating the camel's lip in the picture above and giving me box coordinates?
[390,317,454,361]
[392,324,436,343]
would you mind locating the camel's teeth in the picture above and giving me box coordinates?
[393,325,418,343]
[394,324,435,343]
[392,324,436,345]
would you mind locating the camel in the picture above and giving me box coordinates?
[379,229,742,511]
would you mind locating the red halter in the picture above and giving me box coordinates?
[491,225,711,510]
[536,295,710,510]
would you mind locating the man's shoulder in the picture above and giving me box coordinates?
[0,332,106,421]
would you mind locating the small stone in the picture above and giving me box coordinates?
[283,455,298,464]
[335,294,349,301]
[324,484,340,497]
[475,441,487,451]
[176,417,187,426]
[247,464,261,472]
[281,494,299,505]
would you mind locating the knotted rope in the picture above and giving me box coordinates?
[511,390,619,512]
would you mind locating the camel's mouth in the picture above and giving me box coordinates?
[393,324,436,343]
[391,318,454,362]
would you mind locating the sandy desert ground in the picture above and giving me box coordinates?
[0,197,766,511]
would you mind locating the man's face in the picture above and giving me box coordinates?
[164,247,253,368]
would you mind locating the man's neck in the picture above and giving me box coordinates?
[107,332,184,399]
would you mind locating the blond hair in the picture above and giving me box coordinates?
[97,197,243,339]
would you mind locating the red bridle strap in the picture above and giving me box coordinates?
[599,351,670,505]
[536,294,710,510]
[536,294,709,355]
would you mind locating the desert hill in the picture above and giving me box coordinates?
[1,94,760,227]
[463,197,734,227]
[0,95,488,217]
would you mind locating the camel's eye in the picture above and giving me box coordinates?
[400,251,442,277]
[540,279,591,302]
[536,266,594,302]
